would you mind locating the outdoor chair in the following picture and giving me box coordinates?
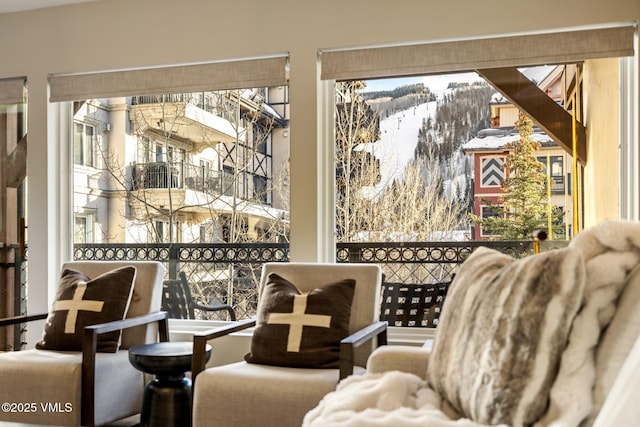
[379,281,451,327]
[0,261,168,427]
[162,271,236,321]
[191,262,387,427]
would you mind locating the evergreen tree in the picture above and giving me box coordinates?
[470,112,563,239]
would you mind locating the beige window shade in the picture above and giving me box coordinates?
[321,25,636,81]
[50,55,289,102]
[0,77,26,105]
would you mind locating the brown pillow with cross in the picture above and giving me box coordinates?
[245,272,355,368]
[36,266,136,353]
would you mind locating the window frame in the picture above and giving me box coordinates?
[73,121,96,168]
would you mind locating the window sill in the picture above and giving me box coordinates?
[168,318,434,347]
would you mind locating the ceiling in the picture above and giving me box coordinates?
[0,0,99,14]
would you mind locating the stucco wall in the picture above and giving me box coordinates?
[583,58,623,229]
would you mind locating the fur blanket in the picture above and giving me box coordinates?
[303,220,640,427]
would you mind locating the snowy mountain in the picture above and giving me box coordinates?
[356,100,438,196]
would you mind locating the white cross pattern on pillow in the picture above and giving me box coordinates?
[267,294,332,352]
[52,282,105,333]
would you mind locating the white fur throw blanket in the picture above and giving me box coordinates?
[304,220,640,427]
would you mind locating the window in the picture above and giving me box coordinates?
[253,175,268,203]
[480,205,501,237]
[537,155,569,194]
[322,23,635,245]
[74,122,95,167]
[74,213,94,243]
[0,77,28,344]
[51,56,289,247]
[153,220,166,243]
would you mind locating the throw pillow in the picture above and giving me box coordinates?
[36,266,136,353]
[427,246,585,426]
[245,272,355,368]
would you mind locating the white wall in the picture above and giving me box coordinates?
[0,0,638,343]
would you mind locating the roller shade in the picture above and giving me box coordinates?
[50,55,289,102]
[0,77,26,105]
[321,24,635,81]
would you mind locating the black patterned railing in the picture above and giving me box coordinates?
[336,240,533,284]
[5,240,536,338]
[74,242,290,321]
[71,240,534,321]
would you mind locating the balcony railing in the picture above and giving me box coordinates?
[131,162,235,196]
[550,174,571,195]
[72,240,534,321]
[4,239,536,350]
[132,93,234,123]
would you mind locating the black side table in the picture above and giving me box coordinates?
[129,341,212,427]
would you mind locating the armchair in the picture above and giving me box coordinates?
[0,261,168,427]
[304,220,640,427]
[191,262,387,427]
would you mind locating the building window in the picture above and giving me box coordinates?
[480,205,501,237]
[153,220,166,243]
[253,175,268,203]
[74,122,95,167]
[74,213,94,243]
[480,156,505,188]
[152,219,182,243]
[537,155,569,194]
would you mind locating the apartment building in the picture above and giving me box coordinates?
[72,88,290,244]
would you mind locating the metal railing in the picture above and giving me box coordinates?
[74,242,289,320]
[72,240,535,320]
[4,239,536,347]
[337,240,533,284]
[130,162,235,196]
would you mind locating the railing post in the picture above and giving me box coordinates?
[14,245,27,350]
[347,245,360,263]
[168,244,180,280]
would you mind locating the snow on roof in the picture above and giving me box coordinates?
[261,103,283,120]
[521,65,556,85]
[462,128,557,152]
[490,65,558,104]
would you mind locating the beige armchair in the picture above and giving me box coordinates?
[191,262,387,427]
[362,269,640,426]
[303,220,640,427]
[0,261,168,427]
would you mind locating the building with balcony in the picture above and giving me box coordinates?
[72,88,290,245]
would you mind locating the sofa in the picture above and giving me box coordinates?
[303,219,640,427]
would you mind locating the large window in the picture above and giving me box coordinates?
[50,57,290,320]
[50,57,290,246]
[324,23,636,246]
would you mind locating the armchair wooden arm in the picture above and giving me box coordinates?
[0,313,48,327]
[191,318,256,383]
[339,320,388,380]
[81,311,169,427]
